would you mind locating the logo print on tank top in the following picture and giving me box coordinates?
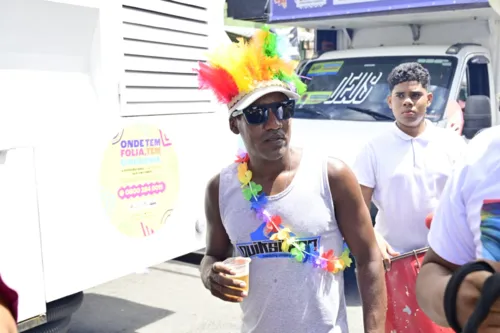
[480,199,500,261]
[236,222,322,259]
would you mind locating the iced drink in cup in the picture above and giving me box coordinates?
[223,257,251,296]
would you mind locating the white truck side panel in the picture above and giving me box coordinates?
[344,21,490,49]
[45,0,99,8]
[0,0,232,307]
[0,148,46,323]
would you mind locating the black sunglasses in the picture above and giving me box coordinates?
[231,100,295,125]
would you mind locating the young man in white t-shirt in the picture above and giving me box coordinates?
[352,62,467,261]
[416,126,500,330]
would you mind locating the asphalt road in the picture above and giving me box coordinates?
[69,258,364,333]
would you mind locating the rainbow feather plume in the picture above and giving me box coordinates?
[196,62,239,104]
[194,26,307,105]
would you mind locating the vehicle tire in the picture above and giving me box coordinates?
[45,292,83,323]
[24,292,83,333]
[24,316,71,333]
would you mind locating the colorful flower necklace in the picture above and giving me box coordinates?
[235,150,352,274]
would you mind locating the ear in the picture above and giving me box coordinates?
[387,95,392,109]
[229,118,240,135]
[427,91,433,106]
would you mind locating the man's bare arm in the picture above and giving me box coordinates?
[328,158,386,332]
[200,174,233,289]
[416,248,460,327]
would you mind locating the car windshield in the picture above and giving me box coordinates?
[294,56,458,122]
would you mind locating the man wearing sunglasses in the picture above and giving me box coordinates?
[197,28,386,333]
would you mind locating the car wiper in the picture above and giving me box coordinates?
[346,106,395,121]
[295,106,326,116]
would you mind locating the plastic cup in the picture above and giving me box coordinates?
[223,257,251,294]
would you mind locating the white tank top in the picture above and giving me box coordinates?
[219,149,349,333]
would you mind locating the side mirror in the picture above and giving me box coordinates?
[462,95,492,139]
[469,55,490,65]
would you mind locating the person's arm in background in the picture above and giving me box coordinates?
[351,143,399,261]
[0,275,18,333]
[329,158,386,333]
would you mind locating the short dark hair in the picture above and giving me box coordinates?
[387,62,430,91]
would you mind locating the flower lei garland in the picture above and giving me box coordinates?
[235,150,352,274]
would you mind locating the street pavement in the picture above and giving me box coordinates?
[69,259,364,332]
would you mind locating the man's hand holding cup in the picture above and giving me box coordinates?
[209,257,251,303]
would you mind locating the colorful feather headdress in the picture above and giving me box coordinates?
[194,26,307,115]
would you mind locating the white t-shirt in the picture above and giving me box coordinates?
[428,126,500,265]
[352,120,467,254]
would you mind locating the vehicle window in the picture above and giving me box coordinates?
[295,56,458,122]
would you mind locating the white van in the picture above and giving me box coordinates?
[288,4,499,166]
[0,0,232,332]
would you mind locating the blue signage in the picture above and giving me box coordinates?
[270,0,490,22]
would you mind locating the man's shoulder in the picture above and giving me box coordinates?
[444,126,500,193]
[209,161,237,188]
[431,125,459,137]
[468,125,500,147]
[326,157,364,200]
[363,127,403,150]
[430,127,467,155]
[326,157,352,183]
[464,126,500,166]
[221,160,238,172]
[205,172,220,198]
[369,129,397,144]
[355,130,396,160]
